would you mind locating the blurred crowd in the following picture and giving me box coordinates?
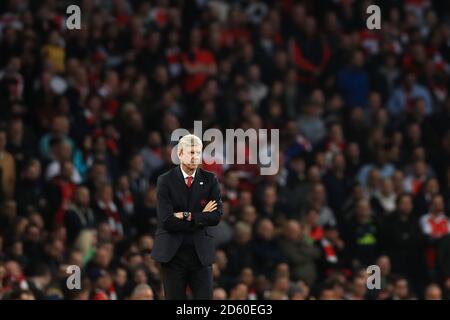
[1,0,450,300]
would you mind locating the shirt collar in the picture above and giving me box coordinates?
[180,165,196,180]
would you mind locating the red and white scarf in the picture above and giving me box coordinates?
[98,201,124,237]
[116,190,134,215]
[321,238,338,264]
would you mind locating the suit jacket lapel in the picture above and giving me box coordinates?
[175,165,186,187]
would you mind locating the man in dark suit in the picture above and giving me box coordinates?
[151,134,223,299]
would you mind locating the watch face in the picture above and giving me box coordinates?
[183,212,189,218]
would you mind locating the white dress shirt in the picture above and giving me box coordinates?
[180,166,196,186]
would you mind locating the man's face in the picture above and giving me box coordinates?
[26,162,41,180]
[258,220,274,240]
[425,286,442,300]
[148,132,161,148]
[178,144,202,171]
[213,288,227,300]
[98,274,112,290]
[19,292,35,300]
[232,284,248,300]
[356,200,371,220]
[353,277,367,298]
[114,269,127,287]
[320,289,337,300]
[263,187,277,206]
[62,162,73,180]
[394,280,409,299]
[49,240,64,260]
[286,221,301,241]
[93,164,107,182]
[77,188,90,207]
[130,155,143,172]
[431,196,444,214]
[95,247,111,268]
[398,196,412,215]
[353,51,364,68]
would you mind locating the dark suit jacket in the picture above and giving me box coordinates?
[151,166,223,266]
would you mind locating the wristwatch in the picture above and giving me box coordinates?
[183,211,190,220]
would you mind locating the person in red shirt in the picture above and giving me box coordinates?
[304,207,324,242]
[289,16,331,87]
[90,269,117,300]
[182,28,217,95]
[420,194,450,272]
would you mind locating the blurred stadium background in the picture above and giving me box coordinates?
[1,0,450,300]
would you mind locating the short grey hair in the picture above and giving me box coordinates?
[178,134,203,154]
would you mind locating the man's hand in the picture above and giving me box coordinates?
[202,200,217,213]
[174,212,183,219]
[174,212,192,221]
[173,200,217,222]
